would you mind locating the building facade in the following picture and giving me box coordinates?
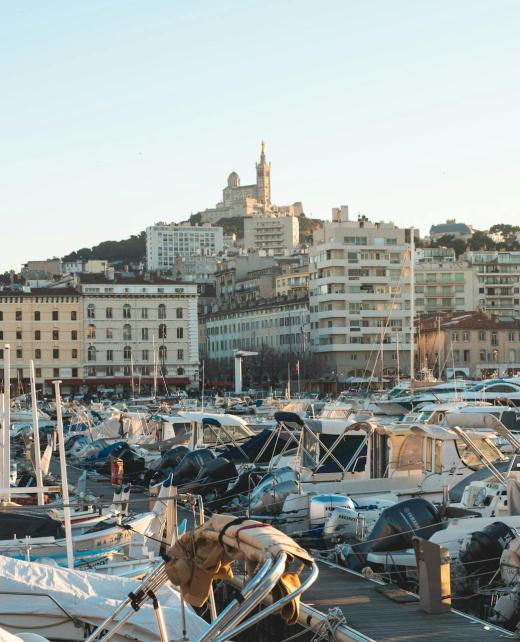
[309,215,413,378]
[0,289,83,392]
[146,223,224,272]
[415,261,475,315]
[200,297,309,360]
[466,251,520,319]
[418,311,520,378]
[78,277,199,392]
[243,215,300,255]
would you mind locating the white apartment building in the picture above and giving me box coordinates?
[466,251,520,318]
[243,216,299,255]
[146,223,224,271]
[415,261,475,315]
[309,215,412,378]
[200,298,309,360]
[78,276,199,391]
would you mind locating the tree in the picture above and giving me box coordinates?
[430,234,467,257]
[468,231,496,251]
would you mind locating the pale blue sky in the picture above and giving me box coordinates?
[1,1,519,272]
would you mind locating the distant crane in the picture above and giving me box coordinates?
[234,350,258,394]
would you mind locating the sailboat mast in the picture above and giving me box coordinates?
[409,228,415,382]
[30,360,44,506]
[2,345,10,499]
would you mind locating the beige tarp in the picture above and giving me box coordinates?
[165,515,313,624]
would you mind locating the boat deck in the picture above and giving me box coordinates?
[301,560,513,642]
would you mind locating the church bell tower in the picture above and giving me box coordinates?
[256,141,271,209]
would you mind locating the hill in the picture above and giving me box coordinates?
[62,232,146,264]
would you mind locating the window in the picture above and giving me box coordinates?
[106,307,113,319]
[71,330,77,340]
[71,368,78,377]
[463,350,470,362]
[72,349,78,359]
[425,438,433,472]
[177,349,184,360]
[87,324,96,339]
[479,349,487,361]
[87,346,96,361]
[87,304,95,319]
[158,304,166,319]
[15,311,22,321]
[16,348,22,359]
[123,346,132,360]
[176,307,183,319]
[159,324,167,339]
[141,307,148,319]
[142,328,149,340]
[159,345,167,361]
[177,367,184,375]
[397,435,423,470]
[16,330,22,340]
[123,324,132,340]
[71,311,77,321]
[35,330,41,340]
[509,332,516,342]
[479,330,486,341]
[53,348,59,359]
[123,304,131,319]
[106,328,113,339]
[451,332,459,342]
[177,327,184,339]
[35,349,41,359]
[107,349,113,361]
[52,329,59,340]
[491,331,498,346]
[52,310,58,321]
[53,368,59,378]
[462,331,470,342]
[106,366,114,376]
[142,349,149,361]
[0,312,3,321]
[0,331,2,340]
[123,365,131,376]
[35,367,41,378]
[34,311,40,321]
[0,349,3,359]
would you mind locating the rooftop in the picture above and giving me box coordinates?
[430,223,472,235]
[419,310,520,331]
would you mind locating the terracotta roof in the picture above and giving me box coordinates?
[419,310,520,331]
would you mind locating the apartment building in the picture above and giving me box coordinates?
[243,216,299,255]
[0,289,83,392]
[275,265,309,298]
[78,276,199,391]
[466,251,520,318]
[200,297,309,360]
[418,311,520,378]
[146,223,224,271]
[309,215,413,378]
[415,261,475,315]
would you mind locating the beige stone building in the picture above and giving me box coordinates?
[195,143,303,225]
[418,311,520,378]
[275,265,309,298]
[0,288,83,393]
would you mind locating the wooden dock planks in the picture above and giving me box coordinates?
[302,560,514,642]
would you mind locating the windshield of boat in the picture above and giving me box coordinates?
[455,438,503,468]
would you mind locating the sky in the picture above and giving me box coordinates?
[1,1,519,272]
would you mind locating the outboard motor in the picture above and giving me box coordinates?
[341,498,443,572]
[248,466,299,515]
[460,521,516,580]
[309,495,356,539]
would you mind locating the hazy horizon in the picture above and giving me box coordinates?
[1,1,519,272]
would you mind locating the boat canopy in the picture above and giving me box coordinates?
[180,412,252,429]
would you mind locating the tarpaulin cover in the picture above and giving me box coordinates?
[0,555,208,642]
[0,512,65,539]
[165,514,313,624]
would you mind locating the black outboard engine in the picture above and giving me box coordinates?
[460,521,516,580]
[342,498,443,572]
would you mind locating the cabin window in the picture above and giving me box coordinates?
[435,440,443,473]
[425,438,432,472]
[397,435,423,471]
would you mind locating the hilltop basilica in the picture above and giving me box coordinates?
[195,143,303,225]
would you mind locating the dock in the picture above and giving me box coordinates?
[300,560,514,642]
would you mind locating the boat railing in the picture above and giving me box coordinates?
[0,590,84,629]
